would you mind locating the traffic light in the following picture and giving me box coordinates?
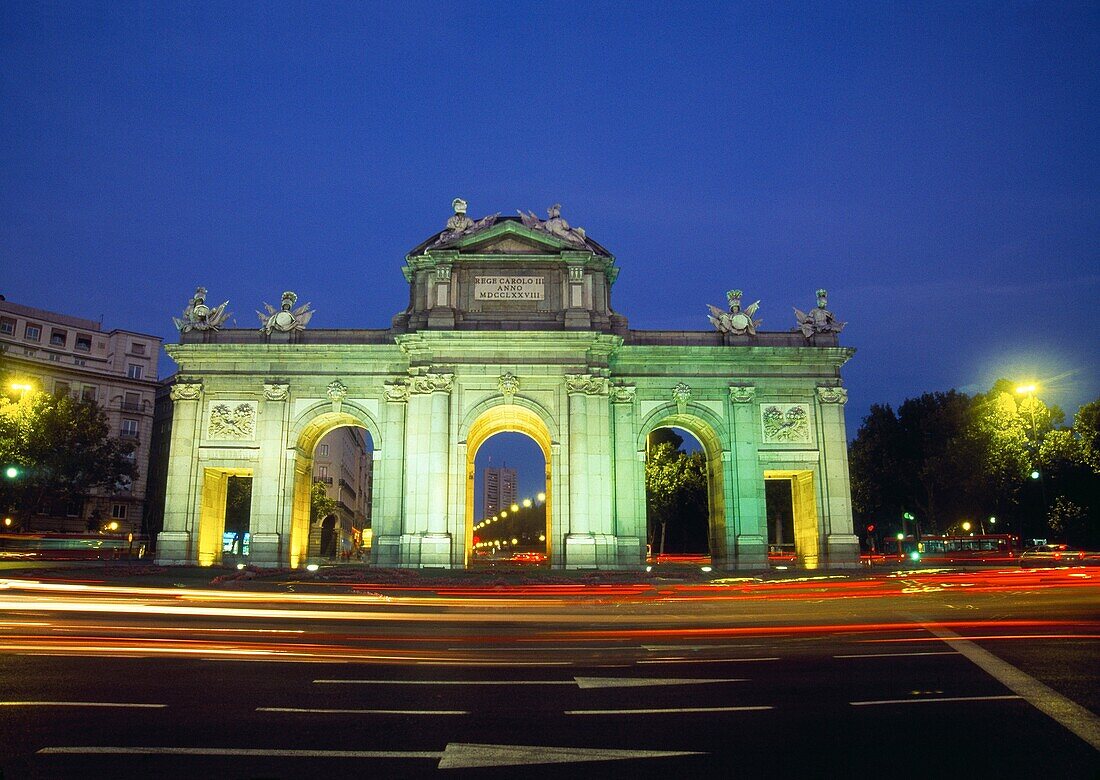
[866,524,875,533]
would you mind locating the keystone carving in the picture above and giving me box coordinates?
[729,385,756,404]
[263,383,289,401]
[169,382,202,401]
[498,372,519,402]
[326,380,348,402]
[816,386,849,404]
[672,382,692,410]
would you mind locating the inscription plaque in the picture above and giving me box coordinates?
[474,276,545,301]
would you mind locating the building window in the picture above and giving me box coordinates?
[49,353,61,362]
[50,330,67,346]
[317,465,328,479]
[82,385,97,402]
[0,318,14,335]
[132,342,146,355]
[318,444,329,456]
[24,324,41,342]
[53,381,71,397]
[123,392,141,412]
[75,335,92,352]
[111,503,128,520]
[127,364,144,379]
[121,419,139,438]
[74,358,85,366]
[66,498,82,517]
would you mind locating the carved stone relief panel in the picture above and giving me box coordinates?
[207,401,257,441]
[760,403,811,444]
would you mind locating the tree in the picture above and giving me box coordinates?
[309,480,338,524]
[0,390,136,527]
[645,436,708,555]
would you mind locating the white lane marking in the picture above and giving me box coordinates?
[835,651,961,659]
[37,743,705,768]
[851,695,1023,706]
[567,705,773,715]
[0,701,166,708]
[639,657,779,664]
[315,679,574,685]
[574,677,745,689]
[257,707,467,715]
[925,624,1100,750]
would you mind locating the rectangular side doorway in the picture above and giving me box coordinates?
[197,467,252,567]
[764,470,820,569]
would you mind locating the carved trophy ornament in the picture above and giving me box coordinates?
[173,286,230,332]
[430,198,500,248]
[794,289,846,339]
[708,290,762,336]
[207,402,257,440]
[258,291,314,335]
[519,203,589,247]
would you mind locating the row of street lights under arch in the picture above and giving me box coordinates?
[471,492,547,551]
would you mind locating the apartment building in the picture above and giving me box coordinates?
[311,427,374,558]
[0,298,162,534]
[483,466,517,519]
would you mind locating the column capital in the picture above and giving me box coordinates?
[408,372,454,395]
[610,383,637,404]
[263,382,289,402]
[565,373,608,396]
[169,381,203,401]
[384,378,410,403]
[729,384,756,404]
[816,385,848,404]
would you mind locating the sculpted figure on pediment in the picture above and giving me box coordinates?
[174,287,230,333]
[794,289,846,339]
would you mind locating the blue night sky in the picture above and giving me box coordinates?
[2,2,1097,478]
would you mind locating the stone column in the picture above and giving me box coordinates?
[610,384,643,568]
[156,382,203,564]
[727,385,767,569]
[373,378,408,567]
[564,374,616,568]
[249,382,290,566]
[403,372,453,567]
[816,386,860,568]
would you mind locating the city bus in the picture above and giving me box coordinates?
[0,532,147,560]
[906,534,1018,564]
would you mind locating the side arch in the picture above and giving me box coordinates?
[286,400,382,568]
[636,402,730,562]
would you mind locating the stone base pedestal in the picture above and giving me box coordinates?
[392,533,453,568]
[155,530,191,565]
[427,307,455,328]
[825,534,861,569]
[563,533,618,569]
[249,532,282,567]
[564,309,591,329]
[371,534,403,567]
[615,536,645,569]
[727,534,768,570]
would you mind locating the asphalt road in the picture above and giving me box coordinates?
[0,568,1097,778]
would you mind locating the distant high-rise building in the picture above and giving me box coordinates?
[483,466,517,518]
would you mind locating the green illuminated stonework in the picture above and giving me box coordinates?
[157,208,858,570]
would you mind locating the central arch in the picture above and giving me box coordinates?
[464,404,553,567]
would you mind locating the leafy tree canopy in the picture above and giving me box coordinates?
[0,390,136,522]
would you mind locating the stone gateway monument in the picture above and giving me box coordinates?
[156,202,858,570]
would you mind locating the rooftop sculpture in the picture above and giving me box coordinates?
[173,286,230,332]
[707,290,761,336]
[258,291,314,335]
[794,289,846,338]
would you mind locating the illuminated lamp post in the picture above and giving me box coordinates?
[1015,384,1048,543]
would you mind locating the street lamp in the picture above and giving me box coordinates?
[1015,384,1047,542]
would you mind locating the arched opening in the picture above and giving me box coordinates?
[464,405,552,567]
[290,410,377,568]
[640,413,726,567]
